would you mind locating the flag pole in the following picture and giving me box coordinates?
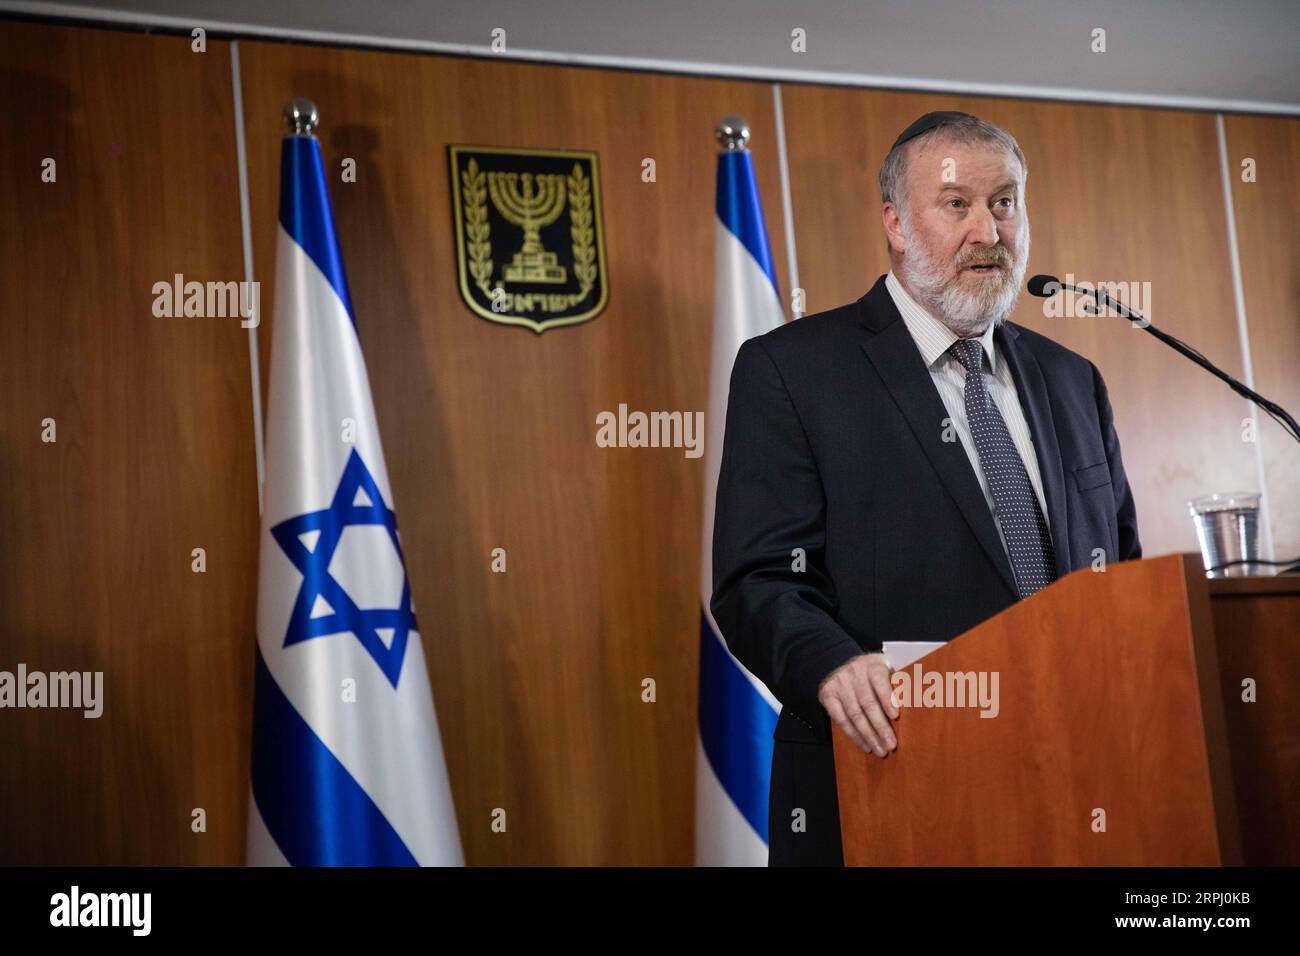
[284,97,318,137]
[714,113,750,152]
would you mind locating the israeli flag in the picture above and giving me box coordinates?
[247,128,463,866]
[695,144,787,865]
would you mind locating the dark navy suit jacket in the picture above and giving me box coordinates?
[709,274,1141,865]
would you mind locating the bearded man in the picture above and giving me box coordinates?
[709,111,1142,866]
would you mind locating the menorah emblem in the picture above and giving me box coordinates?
[450,145,608,333]
[487,171,568,284]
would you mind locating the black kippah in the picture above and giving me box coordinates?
[890,111,981,152]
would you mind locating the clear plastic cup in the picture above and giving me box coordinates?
[1188,492,1261,577]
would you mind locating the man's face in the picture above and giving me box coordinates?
[884,136,1030,337]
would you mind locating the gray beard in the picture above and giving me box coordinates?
[900,221,1029,337]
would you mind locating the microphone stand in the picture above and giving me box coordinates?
[1031,279,1300,446]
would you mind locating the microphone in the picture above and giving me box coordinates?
[1026,274,1060,298]
[1027,274,1300,445]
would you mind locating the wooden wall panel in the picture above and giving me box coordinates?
[780,87,1261,557]
[0,22,258,864]
[1223,115,1300,562]
[237,42,791,865]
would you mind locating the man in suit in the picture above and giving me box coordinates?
[709,111,1141,866]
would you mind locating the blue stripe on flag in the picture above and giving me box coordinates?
[698,610,778,842]
[250,646,418,866]
[715,151,779,296]
[279,136,356,324]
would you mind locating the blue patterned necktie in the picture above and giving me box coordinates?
[950,338,1057,597]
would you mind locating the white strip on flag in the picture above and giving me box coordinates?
[246,128,463,866]
[695,146,788,866]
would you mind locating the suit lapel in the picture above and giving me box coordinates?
[857,282,1018,596]
[996,323,1072,579]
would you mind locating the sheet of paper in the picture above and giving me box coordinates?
[882,640,946,670]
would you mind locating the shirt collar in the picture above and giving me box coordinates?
[885,270,998,374]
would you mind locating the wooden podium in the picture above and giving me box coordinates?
[832,554,1300,866]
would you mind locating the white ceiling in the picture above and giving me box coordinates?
[4,0,1298,113]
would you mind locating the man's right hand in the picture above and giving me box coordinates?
[817,652,898,757]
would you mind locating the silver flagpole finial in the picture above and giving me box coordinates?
[715,115,750,152]
[284,98,319,137]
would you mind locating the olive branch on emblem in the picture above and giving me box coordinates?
[566,163,596,305]
[461,159,495,299]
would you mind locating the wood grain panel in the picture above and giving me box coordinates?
[1208,581,1300,865]
[1223,114,1300,562]
[0,22,258,864]
[780,86,1261,557]
[237,42,790,864]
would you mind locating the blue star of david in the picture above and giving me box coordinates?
[271,450,417,688]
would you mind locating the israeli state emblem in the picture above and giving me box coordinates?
[449,145,609,333]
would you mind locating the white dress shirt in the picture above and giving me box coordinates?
[884,271,1050,562]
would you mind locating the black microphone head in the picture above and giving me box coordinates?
[1027,274,1061,297]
